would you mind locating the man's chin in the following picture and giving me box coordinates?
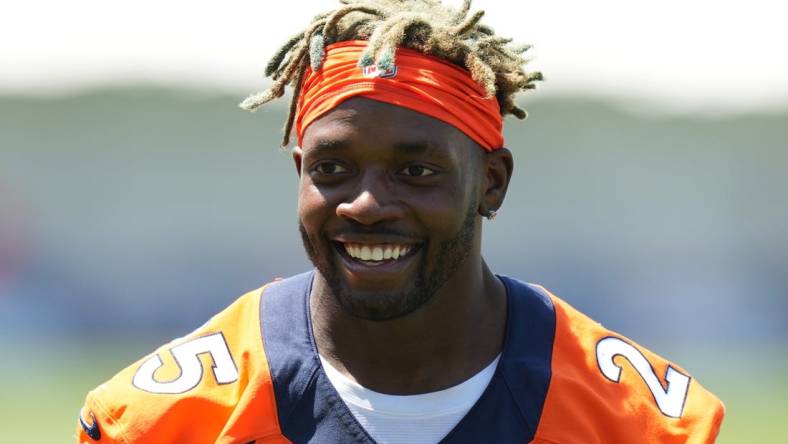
[333,287,429,321]
[337,270,416,295]
[320,268,430,321]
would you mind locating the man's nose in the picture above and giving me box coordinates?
[335,173,405,225]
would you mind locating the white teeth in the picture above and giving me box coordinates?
[343,243,414,262]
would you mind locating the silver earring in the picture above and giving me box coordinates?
[486,209,497,220]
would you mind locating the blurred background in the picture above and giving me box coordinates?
[1,1,786,442]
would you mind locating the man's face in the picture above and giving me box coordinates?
[295,97,484,321]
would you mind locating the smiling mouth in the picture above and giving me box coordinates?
[334,242,421,267]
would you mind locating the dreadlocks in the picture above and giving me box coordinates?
[240,0,543,147]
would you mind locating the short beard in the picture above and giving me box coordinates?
[299,204,478,321]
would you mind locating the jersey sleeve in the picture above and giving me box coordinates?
[74,287,287,444]
[532,288,725,444]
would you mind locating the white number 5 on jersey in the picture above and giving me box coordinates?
[596,336,691,418]
[133,332,239,394]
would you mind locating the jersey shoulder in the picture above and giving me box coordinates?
[529,285,725,444]
[75,285,289,444]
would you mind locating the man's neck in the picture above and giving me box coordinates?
[310,258,507,395]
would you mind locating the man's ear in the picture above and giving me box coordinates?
[478,147,514,217]
[292,146,303,177]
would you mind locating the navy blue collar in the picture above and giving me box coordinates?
[260,271,556,443]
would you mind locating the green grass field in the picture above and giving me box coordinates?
[2,341,785,443]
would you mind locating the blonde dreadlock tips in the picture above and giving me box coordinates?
[241,0,542,146]
[309,33,326,71]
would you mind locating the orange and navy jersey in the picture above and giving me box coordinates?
[76,285,286,443]
[530,287,724,444]
[76,272,724,443]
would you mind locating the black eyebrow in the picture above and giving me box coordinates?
[308,139,351,152]
[393,141,454,160]
[392,141,430,153]
[305,139,452,159]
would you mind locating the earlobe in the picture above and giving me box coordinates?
[478,147,514,218]
[292,146,304,177]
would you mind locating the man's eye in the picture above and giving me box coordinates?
[400,165,436,177]
[314,162,348,175]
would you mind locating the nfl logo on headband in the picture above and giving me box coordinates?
[361,64,398,79]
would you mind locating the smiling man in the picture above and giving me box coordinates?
[76,1,724,443]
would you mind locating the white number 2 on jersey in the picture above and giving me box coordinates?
[596,336,691,418]
[132,332,239,394]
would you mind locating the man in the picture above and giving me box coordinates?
[77,1,724,443]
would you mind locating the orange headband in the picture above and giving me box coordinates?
[295,41,504,151]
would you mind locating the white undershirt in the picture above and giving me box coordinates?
[319,354,501,444]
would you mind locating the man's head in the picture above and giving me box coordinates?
[293,97,512,320]
[242,0,538,320]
